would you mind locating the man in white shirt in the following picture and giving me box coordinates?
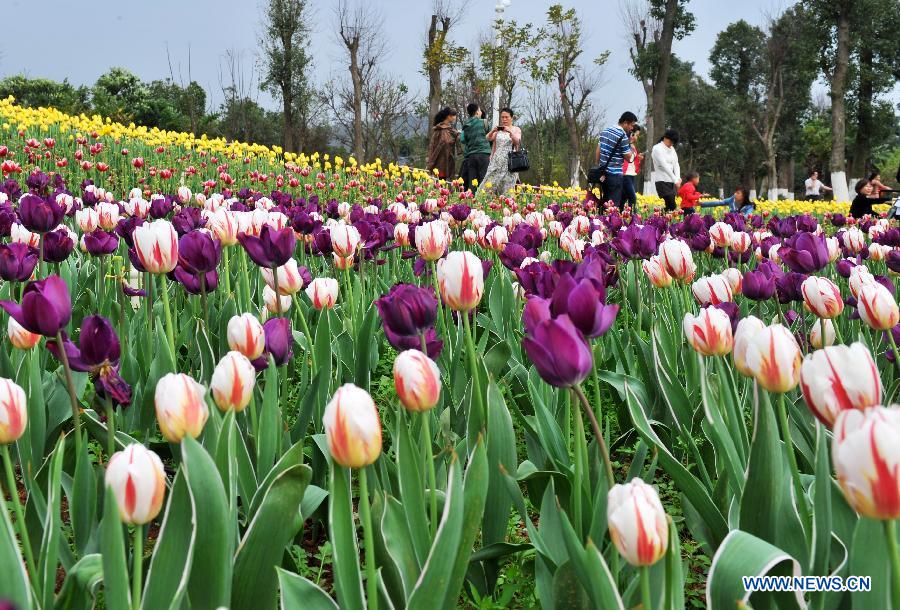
[651,129,681,212]
[804,170,833,201]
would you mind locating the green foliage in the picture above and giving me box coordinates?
[0,75,90,114]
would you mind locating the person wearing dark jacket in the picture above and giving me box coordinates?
[849,179,894,219]
[460,103,492,192]
[426,107,459,180]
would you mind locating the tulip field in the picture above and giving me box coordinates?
[0,96,899,610]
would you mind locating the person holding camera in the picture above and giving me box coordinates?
[479,107,522,197]
[460,103,492,193]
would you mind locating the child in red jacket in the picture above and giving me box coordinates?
[677,172,709,214]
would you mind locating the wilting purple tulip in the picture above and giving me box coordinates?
[548,275,619,339]
[172,267,219,295]
[122,282,146,298]
[149,196,174,218]
[0,243,38,281]
[515,261,559,299]
[522,315,593,387]
[741,270,776,301]
[178,230,222,274]
[263,317,293,366]
[0,275,71,336]
[499,243,529,270]
[83,230,119,257]
[17,193,64,233]
[238,224,296,268]
[375,283,438,337]
[47,315,131,405]
[171,206,206,235]
[780,233,830,274]
[41,227,76,263]
[835,258,857,278]
[384,325,443,359]
[776,271,808,304]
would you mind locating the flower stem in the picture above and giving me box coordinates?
[158,275,176,362]
[132,524,143,610]
[885,520,900,610]
[775,392,810,533]
[640,565,652,610]
[292,294,316,370]
[887,329,900,374]
[1,444,37,586]
[462,311,486,431]
[222,246,232,297]
[104,395,117,458]
[358,468,377,610]
[421,412,438,538]
[56,331,83,455]
[572,384,615,489]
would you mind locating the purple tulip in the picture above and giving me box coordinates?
[384,325,443,359]
[376,283,438,337]
[171,206,206,235]
[0,243,38,281]
[149,196,174,218]
[548,275,618,339]
[449,204,471,222]
[115,216,144,248]
[888,250,900,275]
[522,314,593,388]
[515,261,559,299]
[0,275,71,336]
[122,282,146,298]
[26,170,51,195]
[612,224,658,260]
[263,317,293,366]
[83,230,119,257]
[17,193,64,233]
[238,224,296,268]
[178,230,222,275]
[780,232,830,273]
[741,270,776,301]
[710,301,740,334]
[499,243,529,270]
[776,271,808,304]
[47,315,131,405]
[831,214,846,227]
[41,227,76,263]
[172,267,219,295]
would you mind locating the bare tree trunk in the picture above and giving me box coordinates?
[650,0,678,145]
[349,43,364,162]
[282,86,294,153]
[558,74,582,187]
[427,15,448,122]
[829,5,851,201]
[849,43,873,180]
[641,84,655,194]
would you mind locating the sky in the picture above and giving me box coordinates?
[0,0,877,121]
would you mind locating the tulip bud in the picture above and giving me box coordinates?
[8,317,40,350]
[261,258,306,295]
[642,256,672,288]
[437,251,484,311]
[263,284,292,314]
[658,239,696,282]
[709,222,734,248]
[683,307,734,356]
[733,315,766,377]
[394,223,410,246]
[306,277,339,310]
[333,253,354,270]
[104,444,167,525]
[393,350,441,412]
[607,478,669,566]
[857,283,900,330]
[133,219,179,274]
[832,406,900,519]
[809,318,835,349]
[154,373,209,443]
[415,220,450,261]
[330,223,361,258]
[745,324,802,392]
[801,276,844,319]
[691,274,733,306]
[848,266,876,299]
[323,383,382,468]
[800,343,881,427]
[210,351,256,412]
[0,378,27,443]
[227,313,265,360]
[75,207,99,233]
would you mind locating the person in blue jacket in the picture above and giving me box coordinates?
[700,186,755,215]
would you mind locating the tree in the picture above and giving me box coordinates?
[336,0,385,163]
[0,76,90,114]
[91,68,147,124]
[423,0,469,123]
[526,5,607,187]
[622,0,694,191]
[260,0,313,153]
[708,20,765,188]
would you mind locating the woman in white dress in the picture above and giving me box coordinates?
[480,108,522,198]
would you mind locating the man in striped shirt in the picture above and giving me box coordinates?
[594,111,638,208]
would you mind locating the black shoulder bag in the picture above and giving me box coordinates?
[507,132,530,173]
[587,131,626,185]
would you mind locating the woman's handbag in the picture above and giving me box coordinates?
[587,131,627,185]
[508,148,530,173]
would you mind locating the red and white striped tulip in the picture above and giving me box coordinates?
[730,231,751,253]
[323,383,382,468]
[437,251,484,311]
[8,317,39,350]
[154,373,209,443]
[857,283,900,330]
[394,223,410,246]
[133,219,179,274]
[642,256,672,288]
[658,239,696,282]
[809,318,835,349]
[691,274,733,306]
[210,351,256,412]
[261,258,305,295]
[264,285,292,314]
[104,444,167,525]
[744,324,802,392]
[306,277,339,310]
[607,478,669,566]
[848,266,876,299]
[0,378,27,444]
[75,207,99,233]
[393,350,441,412]
[415,220,450,261]
[330,223,361,258]
[227,313,265,360]
[709,222,734,248]
[832,406,900,520]
[486,225,509,252]
[801,276,844,319]
[800,343,881,427]
[733,315,766,377]
[96,201,120,230]
[683,307,734,356]
[721,268,743,295]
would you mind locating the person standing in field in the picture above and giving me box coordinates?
[804,170,832,201]
[595,111,638,208]
[426,107,459,181]
[480,107,522,197]
[460,103,491,192]
[621,124,643,207]
[651,129,681,212]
